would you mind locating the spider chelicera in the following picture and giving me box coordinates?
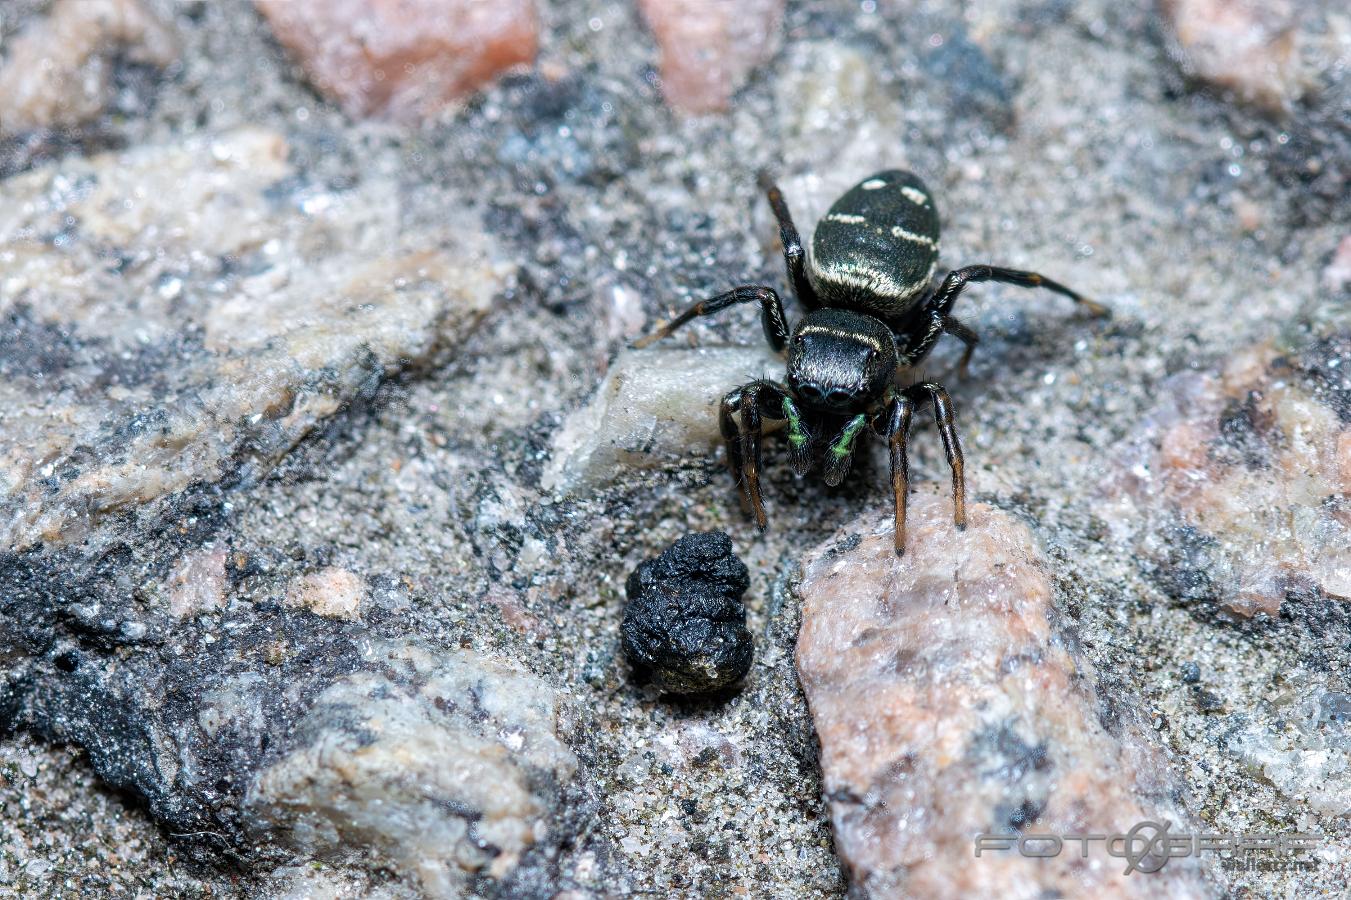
[634,170,1108,554]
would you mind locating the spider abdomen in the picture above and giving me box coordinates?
[808,170,940,318]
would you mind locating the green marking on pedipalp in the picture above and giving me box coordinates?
[783,398,808,449]
[829,414,867,459]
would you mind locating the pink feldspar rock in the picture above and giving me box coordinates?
[1102,337,1351,617]
[1160,0,1303,113]
[255,0,538,122]
[796,493,1215,898]
[639,0,783,114]
[1323,235,1351,293]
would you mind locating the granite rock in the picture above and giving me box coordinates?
[0,127,507,553]
[0,0,179,135]
[1,0,1349,895]
[247,642,578,897]
[1102,333,1351,617]
[1160,0,1303,114]
[639,0,784,114]
[256,0,539,122]
[544,344,782,495]
[1226,682,1351,815]
[796,492,1216,897]
[283,567,367,621]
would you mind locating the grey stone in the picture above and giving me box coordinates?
[0,127,506,554]
[246,642,578,897]
[1101,333,1351,617]
[544,344,782,495]
[0,0,178,135]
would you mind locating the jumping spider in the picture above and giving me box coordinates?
[635,170,1108,554]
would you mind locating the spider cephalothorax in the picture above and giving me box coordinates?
[634,170,1108,553]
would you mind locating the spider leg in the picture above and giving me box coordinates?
[719,380,792,530]
[718,389,746,497]
[893,307,945,369]
[873,393,916,555]
[633,284,790,351]
[930,264,1110,318]
[896,262,1098,369]
[757,171,822,310]
[904,381,966,530]
[940,315,981,378]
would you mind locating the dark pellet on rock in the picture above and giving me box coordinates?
[622,531,753,695]
[1180,661,1201,683]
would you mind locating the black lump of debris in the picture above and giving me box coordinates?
[621,531,753,695]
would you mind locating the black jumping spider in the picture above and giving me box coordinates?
[635,170,1108,554]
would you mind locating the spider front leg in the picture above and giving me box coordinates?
[757,171,821,310]
[930,264,1110,318]
[718,380,794,529]
[872,383,966,554]
[907,381,967,532]
[873,393,916,554]
[633,284,790,351]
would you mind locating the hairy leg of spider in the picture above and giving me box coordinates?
[720,380,791,529]
[633,284,790,351]
[757,171,821,310]
[906,381,966,529]
[941,315,981,378]
[719,388,747,512]
[930,264,1110,319]
[879,395,916,554]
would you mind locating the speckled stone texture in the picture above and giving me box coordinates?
[639,0,784,113]
[0,127,505,553]
[1,0,1349,896]
[0,0,178,134]
[1103,333,1351,617]
[796,492,1216,898]
[1160,0,1302,114]
[246,642,578,897]
[256,0,539,122]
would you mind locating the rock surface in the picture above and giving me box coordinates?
[0,127,505,553]
[622,531,753,694]
[0,0,179,135]
[544,344,782,494]
[1,0,1349,896]
[247,642,578,897]
[283,567,367,621]
[796,493,1217,897]
[256,0,539,122]
[1160,0,1302,113]
[639,0,784,114]
[1103,333,1351,617]
[1226,682,1351,815]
